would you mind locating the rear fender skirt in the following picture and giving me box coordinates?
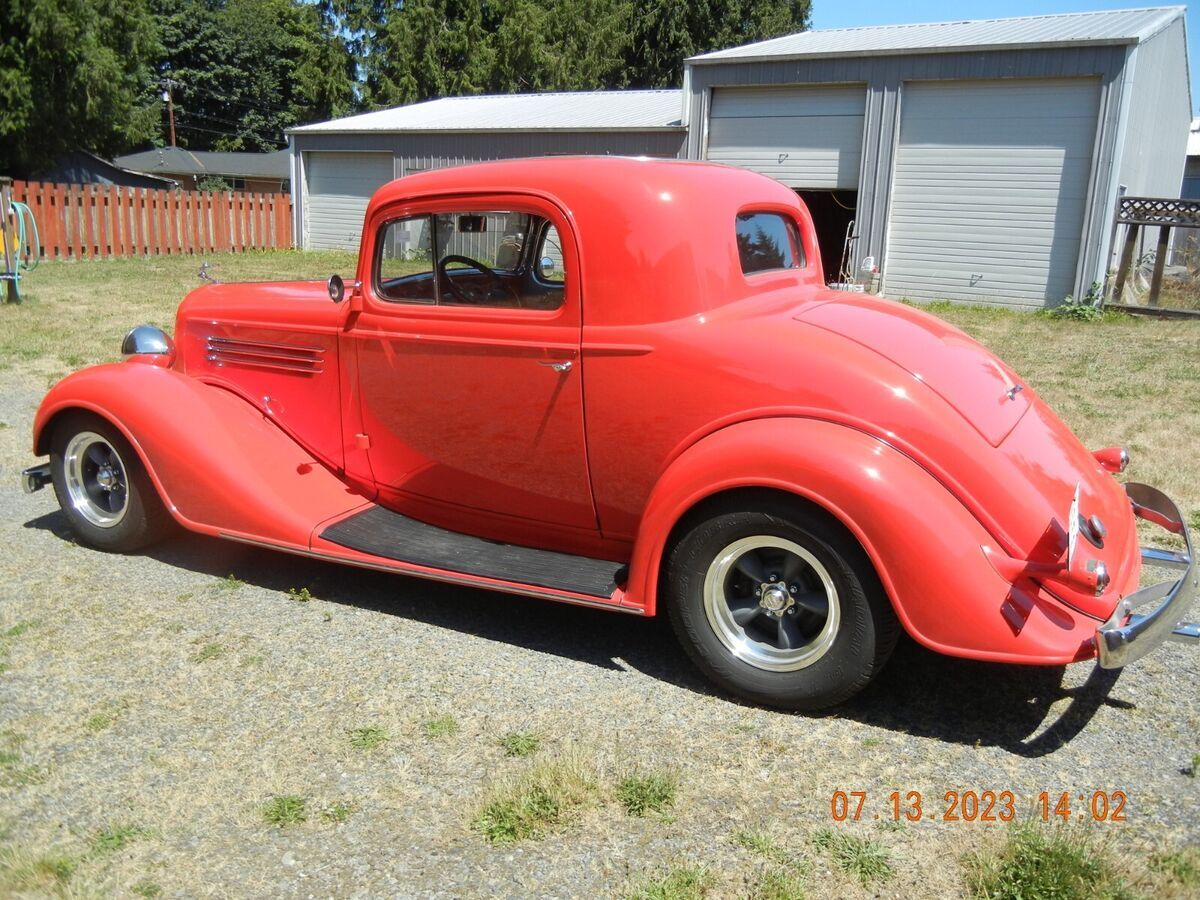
[33,363,366,547]
[627,417,1101,664]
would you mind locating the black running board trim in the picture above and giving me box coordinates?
[317,505,626,599]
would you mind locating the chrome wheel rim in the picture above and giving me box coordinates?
[703,535,840,672]
[63,432,129,528]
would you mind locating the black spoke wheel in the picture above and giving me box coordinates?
[50,412,174,552]
[666,496,900,711]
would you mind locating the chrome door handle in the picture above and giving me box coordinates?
[538,360,573,373]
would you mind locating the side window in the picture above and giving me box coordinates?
[536,224,565,284]
[377,215,436,303]
[736,212,805,275]
[374,210,567,310]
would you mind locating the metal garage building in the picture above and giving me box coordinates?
[684,7,1191,307]
[287,91,685,250]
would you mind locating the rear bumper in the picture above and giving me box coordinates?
[1096,483,1199,668]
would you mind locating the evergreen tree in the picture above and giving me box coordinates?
[0,0,161,174]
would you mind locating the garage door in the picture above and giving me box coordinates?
[706,85,866,189]
[885,79,1101,306]
[304,152,395,250]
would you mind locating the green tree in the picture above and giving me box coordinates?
[0,0,161,175]
[626,0,811,88]
[151,0,355,151]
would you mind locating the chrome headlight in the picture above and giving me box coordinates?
[121,325,175,364]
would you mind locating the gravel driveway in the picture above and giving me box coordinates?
[1,363,1197,898]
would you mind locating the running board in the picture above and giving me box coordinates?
[318,505,627,600]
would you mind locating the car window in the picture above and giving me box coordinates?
[377,215,436,302]
[376,210,565,310]
[536,224,565,284]
[736,212,805,275]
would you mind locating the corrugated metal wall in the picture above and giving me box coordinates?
[1117,18,1190,199]
[685,45,1137,305]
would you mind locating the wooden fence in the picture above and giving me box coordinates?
[9,180,293,260]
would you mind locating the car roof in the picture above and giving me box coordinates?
[363,156,820,325]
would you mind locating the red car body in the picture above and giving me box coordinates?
[24,157,1196,708]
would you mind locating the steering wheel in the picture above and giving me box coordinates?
[438,254,503,304]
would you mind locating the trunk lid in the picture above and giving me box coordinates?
[797,296,1030,447]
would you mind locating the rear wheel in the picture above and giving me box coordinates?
[666,497,899,710]
[50,412,172,552]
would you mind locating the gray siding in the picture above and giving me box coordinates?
[685,45,1131,304]
[292,129,685,249]
[1116,18,1191,200]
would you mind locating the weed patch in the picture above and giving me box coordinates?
[91,823,152,855]
[422,714,459,739]
[192,642,223,663]
[733,829,805,871]
[617,771,678,818]
[811,828,892,885]
[499,730,540,758]
[471,755,597,843]
[320,801,355,824]
[262,794,307,827]
[347,725,389,751]
[965,825,1129,899]
[287,587,314,602]
[750,867,806,900]
[625,864,712,900]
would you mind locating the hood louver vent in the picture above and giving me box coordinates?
[205,337,325,374]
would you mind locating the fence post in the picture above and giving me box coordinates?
[1,177,16,303]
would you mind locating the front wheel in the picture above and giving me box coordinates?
[666,498,899,711]
[50,412,173,553]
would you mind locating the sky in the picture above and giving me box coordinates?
[812,1,1198,112]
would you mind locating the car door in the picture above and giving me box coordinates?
[346,194,598,534]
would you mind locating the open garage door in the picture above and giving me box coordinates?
[706,85,866,190]
[304,152,395,250]
[884,79,1101,307]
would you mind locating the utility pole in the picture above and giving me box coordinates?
[161,78,177,147]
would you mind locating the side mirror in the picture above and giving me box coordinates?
[328,274,345,303]
[539,256,556,278]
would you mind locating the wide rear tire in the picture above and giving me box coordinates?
[50,412,173,553]
[666,497,899,711]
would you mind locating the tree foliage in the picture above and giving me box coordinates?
[151,0,355,151]
[0,0,810,173]
[0,0,161,174]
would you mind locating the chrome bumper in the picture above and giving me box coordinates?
[20,463,51,494]
[1096,483,1198,668]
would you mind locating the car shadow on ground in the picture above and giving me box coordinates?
[26,511,1133,758]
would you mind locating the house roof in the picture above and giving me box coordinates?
[688,6,1185,64]
[113,147,290,179]
[288,90,685,134]
[34,150,177,189]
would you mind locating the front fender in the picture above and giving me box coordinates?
[626,417,1098,665]
[33,363,366,550]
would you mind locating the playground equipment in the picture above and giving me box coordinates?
[1,177,40,303]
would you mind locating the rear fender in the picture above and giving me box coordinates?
[34,363,367,549]
[626,417,1098,664]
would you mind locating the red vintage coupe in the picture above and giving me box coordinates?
[21,157,1197,709]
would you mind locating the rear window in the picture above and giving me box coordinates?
[736,212,805,275]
